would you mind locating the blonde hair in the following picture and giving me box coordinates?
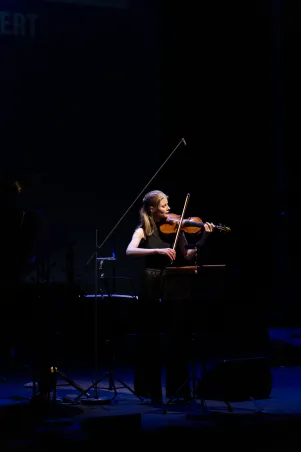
[138,190,168,236]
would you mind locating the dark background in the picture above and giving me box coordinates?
[0,0,300,335]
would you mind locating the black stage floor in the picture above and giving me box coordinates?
[1,360,301,449]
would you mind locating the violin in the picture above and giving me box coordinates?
[159,213,231,235]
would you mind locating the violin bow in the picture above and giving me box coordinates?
[170,192,190,264]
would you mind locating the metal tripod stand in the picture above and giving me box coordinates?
[163,333,232,416]
[75,337,143,404]
[76,230,142,404]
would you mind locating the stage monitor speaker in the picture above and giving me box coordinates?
[197,356,272,402]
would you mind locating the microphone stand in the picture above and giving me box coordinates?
[78,138,187,404]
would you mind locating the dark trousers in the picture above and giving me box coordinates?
[164,300,190,398]
[134,303,190,400]
[134,269,190,400]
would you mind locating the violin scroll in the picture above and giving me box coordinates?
[214,223,231,233]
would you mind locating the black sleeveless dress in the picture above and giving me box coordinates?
[138,225,173,302]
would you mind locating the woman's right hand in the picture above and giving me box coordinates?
[157,248,176,261]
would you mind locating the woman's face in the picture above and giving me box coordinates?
[153,196,170,221]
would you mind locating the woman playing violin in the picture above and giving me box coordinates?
[126,190,214,405]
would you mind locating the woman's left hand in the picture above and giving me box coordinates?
[204,222,215,232]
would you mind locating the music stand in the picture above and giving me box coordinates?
[162,245,231,416]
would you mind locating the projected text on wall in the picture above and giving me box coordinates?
[0,11,38,38]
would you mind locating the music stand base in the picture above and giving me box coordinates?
[162,375,233,416]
